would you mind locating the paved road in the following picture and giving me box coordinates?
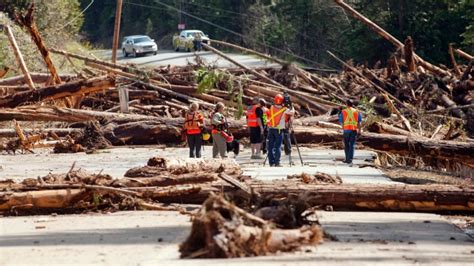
[1,211,472,265]
[1,147,473,265]
[95,49,278,68]
[0,147,391,184]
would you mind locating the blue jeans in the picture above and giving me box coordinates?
[343,130,357,163]
[268,128,284,165]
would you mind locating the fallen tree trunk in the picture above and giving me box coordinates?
[125,157,242,176]
[0,189,85,211]
[294,127,474,166]
[161,183,474,212]
[455,49,474,62]
[2,108,472,164]
[251,183,474,212]
[0,106,167,123]
[0,76,114,108]
[0,128,80,138]
[113,173,217,188]
[4,24,36,90]
[0,73,77,86]
[367,121,412,136]
[15,3,62,85]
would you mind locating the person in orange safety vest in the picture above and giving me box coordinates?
[246,97,265,159]
[184,102,205,158]
[338,99,362,166]
[267,94,294,167]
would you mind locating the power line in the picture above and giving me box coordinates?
[185,1,251,17]
[59,0,95,31]
[126,0,335,69]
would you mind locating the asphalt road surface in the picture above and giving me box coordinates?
[95,49,278,68]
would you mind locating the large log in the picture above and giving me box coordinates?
[0,73,77,86]
[106,122,474,165]
[161,183,474,212]
[0,106,167,123]
[0,189,85,211]
[294,127,474,166]
[252,183,474,212]
[1,107,472,164]
[0,76,114,108]
[0,128,80,138]
[15,3,62,85]
[455,49,474,62]
[3,24,35,90]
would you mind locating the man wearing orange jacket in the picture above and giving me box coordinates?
[339,99,362,166]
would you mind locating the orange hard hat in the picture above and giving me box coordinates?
[274,94,284,105]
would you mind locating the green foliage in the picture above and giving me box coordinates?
[0,0,87,76]
[194,67,245,119]
[195,68,224,93]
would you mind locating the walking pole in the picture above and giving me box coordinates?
[290,125,304,166]
[287,131,294,167]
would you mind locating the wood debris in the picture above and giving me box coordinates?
[179,194,323,258]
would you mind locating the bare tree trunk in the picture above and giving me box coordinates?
[14,3,61,85]
[3,25,36,90]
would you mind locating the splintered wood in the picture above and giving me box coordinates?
[179,195,323,258]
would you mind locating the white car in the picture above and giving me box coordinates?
[173,30,210,52]
[122,35,158,57]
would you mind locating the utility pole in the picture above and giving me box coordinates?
[179,0,182,25]
[111,0,123,63]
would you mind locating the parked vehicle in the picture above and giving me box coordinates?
[173,30,210,52]
[122,35,158,57]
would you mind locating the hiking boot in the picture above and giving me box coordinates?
[274,164,283,167]
[254,154,263,159]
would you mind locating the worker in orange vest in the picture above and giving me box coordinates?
[246,97,265,159]
[183,102,205,158]
[267,94,294,167]
[339,99,362,166]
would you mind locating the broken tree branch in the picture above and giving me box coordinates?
[0,76,114,108]
[14,3,61,85]
[3,24,36,90]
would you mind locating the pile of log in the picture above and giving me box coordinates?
[0,157,228,214]
[0,0,473,174]
[2,157,473,215]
